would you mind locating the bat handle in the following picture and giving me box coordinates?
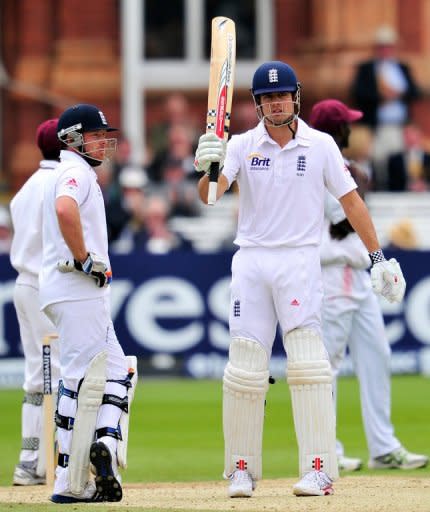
[208,162,219,205]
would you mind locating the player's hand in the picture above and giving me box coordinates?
[57,252,112,288]
[329,219,355,240]
[370,258,406,303]
[194,133,226,174]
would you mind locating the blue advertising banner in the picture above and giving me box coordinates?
[1,250,430,383]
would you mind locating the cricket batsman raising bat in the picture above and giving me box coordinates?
[195,16,236,205]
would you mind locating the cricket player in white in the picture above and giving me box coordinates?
[10,119,61,486]
[195,61,406,498]
[39,104,130,503]
[310,99,428,472]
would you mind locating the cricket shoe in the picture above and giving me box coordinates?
[90,441,123,502]
[228,469,255,498]
[338,454,362,472]
[293,470,334,496]
[50,480,97,503]
[368,446,429,470]
[13,461,45,486]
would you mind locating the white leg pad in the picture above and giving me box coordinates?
[117,355,138,469]
[68,351,107,495]
[284,329,338,480]
[223,338,269,480]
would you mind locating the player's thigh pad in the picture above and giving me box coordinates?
[284,328,338,479]
[223,338,269,480]
[68,351,107,495]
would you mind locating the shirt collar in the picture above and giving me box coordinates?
[60,150,94,172]
[40,159,59,170]
[255,118,312,148]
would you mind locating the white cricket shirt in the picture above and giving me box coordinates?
[39,151,110,309]
[222,119,357,248]
[10,160,59,287]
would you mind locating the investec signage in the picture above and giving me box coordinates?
[0,251,429,377]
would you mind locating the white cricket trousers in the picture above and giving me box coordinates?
[322,264,401,458]
[44,295,127,386]
[14,282,60,392]
[229,246,323,353]
[14,282,61,465]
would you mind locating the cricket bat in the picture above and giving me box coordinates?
[206,16,236,205]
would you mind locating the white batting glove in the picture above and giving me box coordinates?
[370,255,406,303]
[57,252,112,288]
[194,133,226,174]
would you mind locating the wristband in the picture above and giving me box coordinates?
[369,248,386,266]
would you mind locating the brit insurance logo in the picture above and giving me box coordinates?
[247,152,271,171]
[296,155,306,176]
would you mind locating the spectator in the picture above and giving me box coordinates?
[148,93,198,157]
[148,122,196,182]
[157,157,201,217]
[111,193,191,254]
[387,123,430,191]
[387,218,419,250]
[106,165,148,245]
[343,125,375,187]
[137,195,192,253]
[350,25,422,188]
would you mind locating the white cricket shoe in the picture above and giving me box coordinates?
[228,469,255,498]
[13,462,45,486]
[338,454,362,471]
[368,446,429,470]
[293,470,334,496]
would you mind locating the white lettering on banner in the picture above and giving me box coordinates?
[405,277,430,345]
[125,277,204,352]
[0,281,16,355]
[207,277,230,350]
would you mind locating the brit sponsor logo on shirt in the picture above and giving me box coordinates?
[247,152,271,171]
[296,155,306,176]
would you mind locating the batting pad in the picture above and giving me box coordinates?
[69,351,107,495]
[117,355,138,469]
[284,329,338,480]
[223,338,269,480]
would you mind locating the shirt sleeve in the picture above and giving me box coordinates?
[221,134,241,188]
[324,190,347,224]
[323,135,357,199]
[55,166,90,206]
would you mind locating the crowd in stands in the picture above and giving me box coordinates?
[0,25,429,256]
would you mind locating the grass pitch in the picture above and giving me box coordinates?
[0,375,429,489]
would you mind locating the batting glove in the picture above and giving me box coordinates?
[194,133,226,174]
[57,252,112,288]
[369,251,406,303]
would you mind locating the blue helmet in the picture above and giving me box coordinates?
[57,104,118,166]
[57,104,117,141]
[251,61,299,96]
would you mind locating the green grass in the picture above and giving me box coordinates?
[0,375,429,489]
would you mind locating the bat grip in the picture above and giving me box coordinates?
[208,162,219,205]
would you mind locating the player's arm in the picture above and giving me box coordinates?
[56,195,112,288]
[197,173,229,204]
[55,196,87,262]
[338,189,379,252]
